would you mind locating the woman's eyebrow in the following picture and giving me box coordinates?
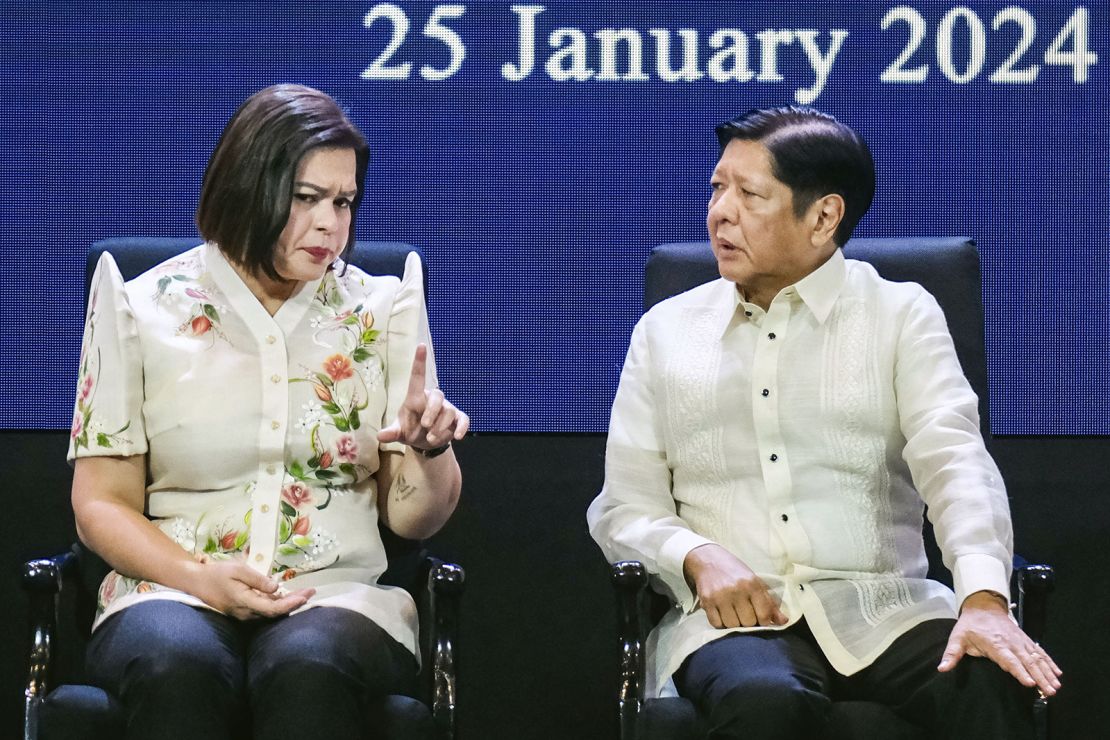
[293,181,358,198]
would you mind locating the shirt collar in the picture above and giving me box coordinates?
[204,242,326,335]
[793,248,847,325]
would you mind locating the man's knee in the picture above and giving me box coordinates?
[707,676,829,736]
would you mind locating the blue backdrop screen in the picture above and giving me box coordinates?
[1,1,1106,433]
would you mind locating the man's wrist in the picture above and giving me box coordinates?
[962,589,1011,613]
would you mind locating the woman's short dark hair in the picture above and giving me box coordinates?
[196,84,369,279]
[715,107,874,247]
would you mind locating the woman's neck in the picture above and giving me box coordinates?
[230,262,298,317]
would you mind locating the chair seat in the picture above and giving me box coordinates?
[39,685,124,740]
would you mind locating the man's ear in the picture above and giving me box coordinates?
[809,194,845,247]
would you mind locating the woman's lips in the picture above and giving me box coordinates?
[303,247,330,260]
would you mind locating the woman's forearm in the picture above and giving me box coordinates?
[378,447,461,539]
[72,455,203,593]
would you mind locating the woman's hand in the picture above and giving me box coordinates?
[184,558,315,620]
[378,344,469,451]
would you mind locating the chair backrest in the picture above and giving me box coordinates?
[644,238,991,436]
[81,238,428,593]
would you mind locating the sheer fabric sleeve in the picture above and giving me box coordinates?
[379,251,437,455]
[67,252,148,462]
[895,289,1012,607]
[587,318,712,611]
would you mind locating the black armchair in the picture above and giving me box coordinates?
[23,237,464,740]
[606,238,1056,740]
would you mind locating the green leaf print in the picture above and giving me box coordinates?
[334,417,350,432]
[352,347,370,363]
[233,531,248,550]
[202,304,219,322]
[204,537,218,554]
[280,501,297,518]
[96,433,111,447]
[348,409,361,430]
[289,461,305,479]
[321,402,341,415]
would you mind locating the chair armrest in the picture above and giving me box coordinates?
[22,551,75,740]
[1016,563,1054,645]
[611,560,649,740]
[426,558,463,740]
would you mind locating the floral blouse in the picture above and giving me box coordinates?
[68,242,435,658]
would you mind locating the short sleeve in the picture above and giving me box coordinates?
[380,251,437,454]
[67,252,148,462]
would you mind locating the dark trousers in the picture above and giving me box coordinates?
[674,618,1035,740]
[86,600,418,740]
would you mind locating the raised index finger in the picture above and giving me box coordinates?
[406,343,428,399]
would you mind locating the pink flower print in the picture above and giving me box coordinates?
[313,383,332,402]
[282,481,313,509]
[282,569,299,581]
[361,311,375,329]
[219,530,239,551]
[336,435,359,462]
[322,354,354,382]
[98,572,118,605]
[293,516,311,536]
[79,374,94,402]
[185,287,210,300]
[318,451,334,469]
[71,412,83,440]
[189,315,213,336]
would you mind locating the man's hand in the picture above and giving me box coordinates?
[683,543,787,628]
[378,344,469,451]
[185,559,315,620]
[938,590,1062,697]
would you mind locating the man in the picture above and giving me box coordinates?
[587,107,1060,738]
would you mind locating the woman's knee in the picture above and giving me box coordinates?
[90,602,244,698]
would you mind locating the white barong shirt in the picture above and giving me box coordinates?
[588,248,1013,697]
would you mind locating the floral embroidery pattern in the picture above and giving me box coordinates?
[289,275,384,492]
[153,269,230,345]
[71,281,131,452]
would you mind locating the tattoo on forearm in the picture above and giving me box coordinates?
[394,473,417,502]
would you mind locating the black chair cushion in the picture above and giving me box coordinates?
[39,685,124,740]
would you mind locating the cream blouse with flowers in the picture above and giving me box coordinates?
[68,242,435,658]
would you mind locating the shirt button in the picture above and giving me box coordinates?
[744,310,752,317]
[770,454,778,462]
[761,389,770,397]
[271,374,281,383]
[266,335,276,344]
[781,514,789,522]
[768,332,777,340]
[254,553,264,563]
[261,504,271,513]
[271,420,281,430]
[266,465,276,475]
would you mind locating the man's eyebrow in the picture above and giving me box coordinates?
[293,181,358,197]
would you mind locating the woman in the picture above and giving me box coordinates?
[69,84,468,738]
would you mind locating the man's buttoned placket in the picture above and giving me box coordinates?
[750,291,812,576]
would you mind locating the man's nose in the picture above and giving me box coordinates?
[709,192,737,223]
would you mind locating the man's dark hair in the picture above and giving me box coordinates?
[196,84,369,279]
[715,107,874,247]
